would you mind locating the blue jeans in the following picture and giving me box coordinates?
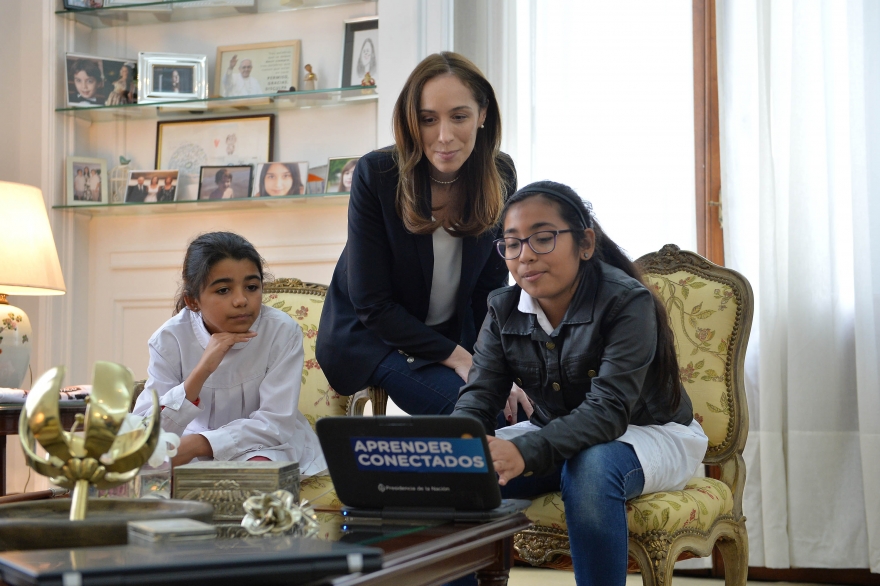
[367,350,521,427]
[367,349,464,415]
[501,441,645,586]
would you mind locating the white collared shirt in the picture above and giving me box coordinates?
[498,289,708,494]
[132,305,327,476]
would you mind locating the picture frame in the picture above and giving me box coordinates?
[65,53,137,108]
[63,0,104,9]
[198,166,254,200]
[137,52,207,104]
[252,162,309,197]
[325,156,360,194]
[124,170,180,203]
[214,40,302,98]
[341,16,378,88]
[156,115,273,200]
[66,157,108,205]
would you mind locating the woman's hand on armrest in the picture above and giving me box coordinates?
[440,345,473,382]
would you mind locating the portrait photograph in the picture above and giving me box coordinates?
[152,65,194,94]
[65,53,136,108]
[138,52,207,104]
[341,17,378,87]
[215,40,301,98]
[66,157,108,205]
[198,166,254,200]
[124,170,179,204]
[325,156,360,194]
[252,162,309,197]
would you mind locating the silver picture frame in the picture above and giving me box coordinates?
[137,52,207,104]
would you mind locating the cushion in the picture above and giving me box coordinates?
[520,477,733,537]
[626,477,734,535]
[300,474,341,510]
[262,289,347,430]
[642,272,739,451]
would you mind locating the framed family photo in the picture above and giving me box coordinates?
[198,166,254,200]
[66,157,108,205]
[325,156,360,194]
[156,114,274,199]
[65,53,136,108]
[124,170,179,203]
[341,17,378,88]
[252,162,309,197]
[137,52,207,104]
[215,40,301,98]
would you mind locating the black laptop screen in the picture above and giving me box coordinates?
[351,437,488,473]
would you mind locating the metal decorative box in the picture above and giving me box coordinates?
[172,461,300,530]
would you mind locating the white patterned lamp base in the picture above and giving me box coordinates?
[0,298,30,388]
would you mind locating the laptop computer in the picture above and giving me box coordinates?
[0,536,382,586]
[316,416,531,521]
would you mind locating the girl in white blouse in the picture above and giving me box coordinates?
[132,231,326,476]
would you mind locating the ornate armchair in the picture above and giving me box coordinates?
[513,244,754,586]
[260,278,387,509]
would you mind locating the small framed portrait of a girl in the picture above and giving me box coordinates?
[252,162,309,197]
[325,157,360,194]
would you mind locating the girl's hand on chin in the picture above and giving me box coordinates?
[487,436,525,486]
[201,331,257,373]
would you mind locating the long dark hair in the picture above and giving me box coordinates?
[258,162,303,196]
[173,232,269,314]
[501,180,683,410]
[391,51,508,237]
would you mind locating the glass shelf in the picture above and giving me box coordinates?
[53,192,350,215]
[56,0,372,29]
[56,86,377,121]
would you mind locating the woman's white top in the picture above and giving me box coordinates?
[145,187,158,203]
[495,291,709,495]
[132,305,327,476]
[424,225,462,326]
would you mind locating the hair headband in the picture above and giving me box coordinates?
[520,187,592,229]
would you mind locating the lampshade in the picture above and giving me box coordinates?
[0,181,65,295]
[0,181,65,389]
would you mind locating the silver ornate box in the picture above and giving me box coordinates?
[172,461,300,527]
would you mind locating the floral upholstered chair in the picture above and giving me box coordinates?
[261,278,384,510]
[513,244,754,586]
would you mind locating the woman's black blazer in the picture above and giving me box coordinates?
[316,148,516,396]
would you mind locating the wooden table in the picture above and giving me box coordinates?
[320,512,532,586]
[0,402,87,496]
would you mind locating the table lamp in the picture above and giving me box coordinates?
[0,181,65,388]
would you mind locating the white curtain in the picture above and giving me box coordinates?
[717,0,880,572]
[513,0,697,260]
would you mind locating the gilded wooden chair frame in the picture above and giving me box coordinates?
[512,244,754,586]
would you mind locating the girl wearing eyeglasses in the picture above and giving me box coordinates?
[453,180,708,586]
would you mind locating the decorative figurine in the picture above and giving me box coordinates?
[19,362,161,521]
[360,71,375,87]
[109,156,131,203]
[303,64,317,91]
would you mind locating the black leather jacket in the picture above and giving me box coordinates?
[452,261,694,477]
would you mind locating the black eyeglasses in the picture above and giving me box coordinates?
[494,230,578,260]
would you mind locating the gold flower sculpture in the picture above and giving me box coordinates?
[18,362,160,521]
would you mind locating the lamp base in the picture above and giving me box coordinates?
[0,296,31,389]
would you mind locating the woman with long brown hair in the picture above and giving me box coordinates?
[317,52,528,422]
